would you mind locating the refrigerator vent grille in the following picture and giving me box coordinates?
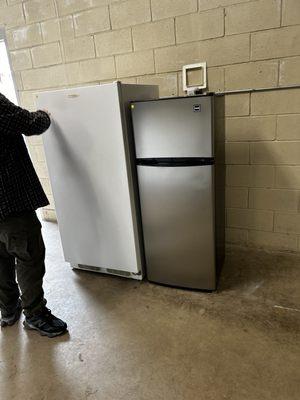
[77,264,101,273]
[106,268,131,277]
[77,264,132,278]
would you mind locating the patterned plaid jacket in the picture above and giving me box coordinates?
[0,93,51,221]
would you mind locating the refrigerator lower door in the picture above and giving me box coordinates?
[137,165,216,290]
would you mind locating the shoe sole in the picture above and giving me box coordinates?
[23,320,67,338]
[0,307,22,327]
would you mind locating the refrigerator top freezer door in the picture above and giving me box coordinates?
[131,96,213,158]
[36,83,157,275]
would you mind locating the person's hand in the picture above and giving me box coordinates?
[41,109,51,117]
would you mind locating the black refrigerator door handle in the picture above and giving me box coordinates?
[136,157,215,167]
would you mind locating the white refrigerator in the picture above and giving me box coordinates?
[37,82,158,280]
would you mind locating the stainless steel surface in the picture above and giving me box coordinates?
[131,96,213,158]
[132,95,224,290]
[137,165,216,290]
[37,82,158,277]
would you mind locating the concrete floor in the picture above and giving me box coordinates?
[0,221,300,400]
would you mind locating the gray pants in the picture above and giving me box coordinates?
[0,211,46,317]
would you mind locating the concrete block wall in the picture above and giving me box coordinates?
[1,0,300,252]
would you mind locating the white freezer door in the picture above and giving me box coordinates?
[37,83,142,274]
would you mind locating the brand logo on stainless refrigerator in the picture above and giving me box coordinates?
[193,104,201,112]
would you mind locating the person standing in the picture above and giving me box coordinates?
[0,92,67,338]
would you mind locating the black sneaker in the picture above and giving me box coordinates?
[0,300,22,327]
[23,307,67,338]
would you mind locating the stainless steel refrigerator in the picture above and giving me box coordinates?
[36,82,158,280]
[131,94,225,290]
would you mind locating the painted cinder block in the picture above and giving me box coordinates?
[23,0,56,24]
[0,3,25,29]
[137,73,178,97]
[95,29,132,57]
[248,230,298,251]
[225,61,278,91]
[225,94,250,117]
[73,7,110,37]
[225,0,280,35]
[282,0,300,27]
[151,0,197,20]
[110,0,151,29]
[227,208,274,231]
[31,42,62,68]
[176,8,224,44]
[251,25,300,60]
[279,57,300,86]
[132,19,175,51]
[10,49,32,71]
[249,188,300,211]
[116,50,155,78]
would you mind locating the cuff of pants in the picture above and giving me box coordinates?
[1,298,21,318]
[23,298,47,317]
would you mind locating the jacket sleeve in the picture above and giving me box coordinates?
[0,94,51,136]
